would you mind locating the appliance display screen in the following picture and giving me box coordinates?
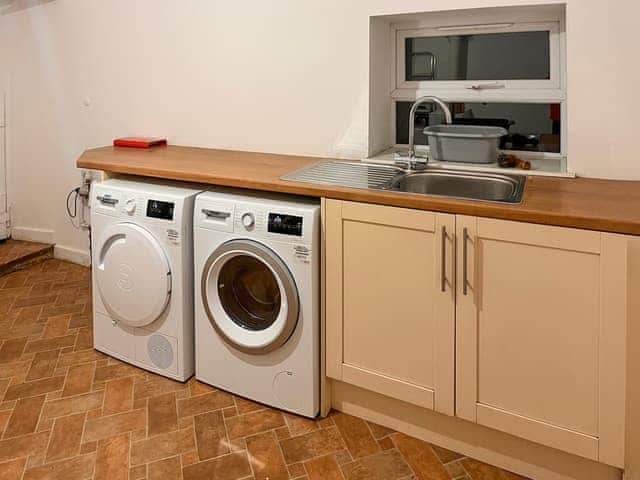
[147,200,175,220]
[268,213,303,236]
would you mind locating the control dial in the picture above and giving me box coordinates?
[241,212,255,229]
[125,199,137,214]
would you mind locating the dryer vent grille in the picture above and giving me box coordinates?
[147,334,174,370]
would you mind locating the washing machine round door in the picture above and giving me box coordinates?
[202,239,299,354]
[96,223,171,328]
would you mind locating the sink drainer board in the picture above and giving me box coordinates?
[282,160,402,190]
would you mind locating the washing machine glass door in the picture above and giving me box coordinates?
[202,239,299,354]
[96,223,171,328]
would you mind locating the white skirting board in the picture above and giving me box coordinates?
[10,226,90,266]
[54,245,90,266]
[10,226,54,244]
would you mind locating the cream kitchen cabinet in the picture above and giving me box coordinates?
[324,199,456,415]
[324,200,627,467]
[455,215,627,467]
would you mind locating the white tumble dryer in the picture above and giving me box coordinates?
[194,189,320,417]
[91,178,201,381]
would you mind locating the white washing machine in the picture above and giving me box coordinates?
[91,178,201,381]
[194,189,320,417]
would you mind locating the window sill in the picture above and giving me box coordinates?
[367,147,574,178]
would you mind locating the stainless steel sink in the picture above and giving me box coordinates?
[386,169,526,204]
[282,160,526,204]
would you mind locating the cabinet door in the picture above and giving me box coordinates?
[456,216,627,467]
[325,199,455,415]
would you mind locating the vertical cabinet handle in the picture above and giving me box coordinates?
[462,227,469,295]
[441,226,447,292]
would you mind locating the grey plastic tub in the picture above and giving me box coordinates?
[424,125,508,164]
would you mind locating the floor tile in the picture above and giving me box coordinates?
[341,449,413,480]
[177,390,235,418]
[391,432,450,480]
[0,431,50,462]
[0,457,27,480]
[133,373,186,400]
[42,314,71,339]
[432,443,466,464]
[245,430,289,480]
[3,394,46,438]
[23,335,76,355]
[41,391,103,419]
[130,426,195,466]
[46,412,85,462]
[284,412,319,437]
[102,376,134,415]
[83,408,146,443]
[280,427,345,464]
[194,409,229,460]
[148,391,179,436]
[304,454,343,480]
[0,337,28,364]
[22,452,96,480]
[182,451,252,480]
[93,363,138,383]
[225,408,285,439]
[333,412,380,459]
[148,455,181,480]
[61,362,95,397]
[25,350,60,381]
[234,395,266,415]
[94,433,130,480]
[461,458,529,480]
[0,360,30,380]
[3,376,65,401]
[56,349,104,368]
[366,420,395,439]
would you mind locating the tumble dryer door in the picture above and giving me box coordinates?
[96,223,171,327]
[202,239,299,354]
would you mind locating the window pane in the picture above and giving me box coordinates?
[405,31,550,81]
[396,101,561,153]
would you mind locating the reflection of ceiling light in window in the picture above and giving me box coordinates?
[436,23,514,32]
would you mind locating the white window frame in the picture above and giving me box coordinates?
[396,22,563,97]
[390,14,567,160]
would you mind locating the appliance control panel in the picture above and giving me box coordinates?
[195,195,318,245]
[147,200,175,221]
[267,213,303,237]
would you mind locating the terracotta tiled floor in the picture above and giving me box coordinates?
[0,259,530,480]
[0,240,53,276]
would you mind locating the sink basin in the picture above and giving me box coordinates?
[387,169,526,204]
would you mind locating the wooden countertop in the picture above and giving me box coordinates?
[77,145,640,236]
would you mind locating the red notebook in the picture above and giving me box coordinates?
[113,137,167,148]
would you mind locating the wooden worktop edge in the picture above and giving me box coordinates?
[77,145,640,236]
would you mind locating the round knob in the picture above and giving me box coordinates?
[241,212,255,229]
[125,199,136,214]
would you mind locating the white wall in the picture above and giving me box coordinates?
[0,0,639,257]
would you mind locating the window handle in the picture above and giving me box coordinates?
[437,23,514,32]
[466,82,505,91]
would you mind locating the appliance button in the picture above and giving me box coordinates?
[241,212,255,229]
[125,199,137,214]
